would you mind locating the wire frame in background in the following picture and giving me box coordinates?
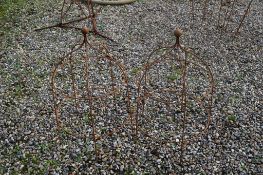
[36,0,114,41]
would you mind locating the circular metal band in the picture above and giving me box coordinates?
[92,0,136,5]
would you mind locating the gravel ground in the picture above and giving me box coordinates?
[0,0,262,174]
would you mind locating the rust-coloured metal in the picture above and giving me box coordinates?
[50,26,130,157]
[35,0,114,41]
[235,0,254,34]
[187,0,254,35]
[134,28,215,166]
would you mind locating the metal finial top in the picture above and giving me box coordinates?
[174,28,183,38]
[82,26,90,35]
[174,28,183,47]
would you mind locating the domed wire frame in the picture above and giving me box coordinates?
[134,29,215,165]
[50,27,131,156]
